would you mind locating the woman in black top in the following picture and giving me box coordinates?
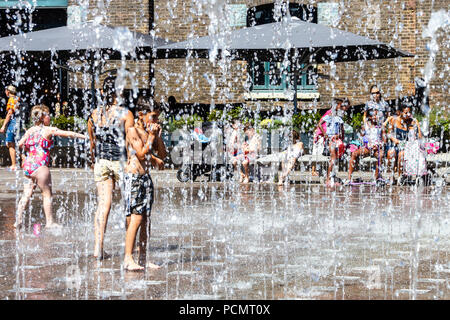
[87,76,134,260]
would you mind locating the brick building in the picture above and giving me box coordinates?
[1,0,448,113]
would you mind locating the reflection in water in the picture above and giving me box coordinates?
[0,176,448,300]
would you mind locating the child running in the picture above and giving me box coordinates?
[15,104,87,229]
[123,113,161,271]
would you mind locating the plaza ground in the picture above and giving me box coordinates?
[0,168,449,300]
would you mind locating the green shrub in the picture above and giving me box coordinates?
[164,114,204,132]
[51,116,87,132]
[292,111,321,133]
[346,112,364,131]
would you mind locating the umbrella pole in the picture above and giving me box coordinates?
[58,58,63,99]
[293,63,298,115]
[90,52,96,110]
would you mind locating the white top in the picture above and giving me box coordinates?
[286,142,303,160]
[364,123,383,147]
[322,114,344,137]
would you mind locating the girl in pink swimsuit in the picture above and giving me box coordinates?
[15,104,87,229]
[22,128,54,177]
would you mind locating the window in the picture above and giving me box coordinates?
[247,3,318,95]
[247,2,317,27]
[251,62,317,91]
[0,1,68,8]
[0,8,67,36]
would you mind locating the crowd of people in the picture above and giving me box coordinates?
[225,85,430,187]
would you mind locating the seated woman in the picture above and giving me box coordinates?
[347,109,385,184]
[383,109,401,173]
[277,130,304,185]
[386,105,422,182]
[15,104,87,229]
[232,124,261,183]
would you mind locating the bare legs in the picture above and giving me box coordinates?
[278,158,296,185]
[94,179,113,259]
[397,150,405,177]
[232,156,250,183]
[386,149,397,182]
[348,147,383,182]
[15,179,36,228]
[124,214,144,270]
[326,142,340,186]
[311,164,319,176]
[15,166,58,229]
[241,159,250,183]
[6,142,17,170]
[348,148,369,182]
[124,214,159,271]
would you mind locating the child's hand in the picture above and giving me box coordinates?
[148,123,161,136]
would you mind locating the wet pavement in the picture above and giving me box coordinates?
[0,168,449,300]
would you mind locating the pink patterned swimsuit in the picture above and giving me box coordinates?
[22,128,53,177]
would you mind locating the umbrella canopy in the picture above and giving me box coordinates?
[0,22,170,55]
[0,23,172,109]
[156,16,413,113]
[156,16,413,63]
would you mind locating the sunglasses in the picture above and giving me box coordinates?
[371,91,381,95]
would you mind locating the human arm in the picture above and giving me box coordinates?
[123,110,134,135]
[46,127,87,139]
[318,117,327,137]
[17,127,33,149]
[126,125,159,161]
[151,155,165,170]
[87,115,96,165]
[0,109,14,133]
[383,116,392,130]
[414,118,423,139]
[154,135,167,160]
[150,135,167,170]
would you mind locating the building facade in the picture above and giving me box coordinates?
[1,0,448,113]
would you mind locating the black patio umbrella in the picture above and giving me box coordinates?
[156,16,413,113]
[0,22,171,108]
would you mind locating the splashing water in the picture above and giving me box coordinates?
[0,0,448,301]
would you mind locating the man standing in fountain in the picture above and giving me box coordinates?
[123,111,161,271]
[87,76,134,260]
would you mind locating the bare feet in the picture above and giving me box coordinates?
[9,165,18,171]
[124,257,144,271]
[242,177,249,184]
[311,171,319,176]
[45,222,61,229]
[326,178,342,187]
[146,261,161,269]
[93,251,112,261]
[13,220,23,229]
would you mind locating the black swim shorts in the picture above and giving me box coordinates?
[124,173,154,216]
